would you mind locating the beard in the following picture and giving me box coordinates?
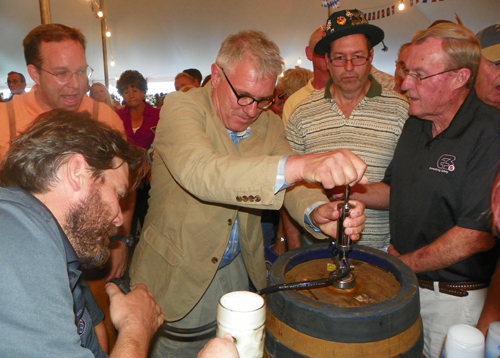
[63,185,118,269]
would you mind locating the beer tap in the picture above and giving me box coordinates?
[328,185,356,289]
[257,186,358,296]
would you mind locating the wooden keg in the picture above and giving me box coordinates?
[265,244,423,358]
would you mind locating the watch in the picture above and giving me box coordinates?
[111,235,134,248]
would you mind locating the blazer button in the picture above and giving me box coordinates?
[255,195,261,202]
[248,195,255,202]
[242,196,248,202]
[236,196,242,202]
[211,257,218,264]
[228,219,232,225]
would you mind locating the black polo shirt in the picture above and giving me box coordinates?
[382,89,500,282]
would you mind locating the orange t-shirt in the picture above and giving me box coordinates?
[0,86,125,162]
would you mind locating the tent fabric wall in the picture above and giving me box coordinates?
[1,0,499,92]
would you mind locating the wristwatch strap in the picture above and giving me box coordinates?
[110,235,134,247]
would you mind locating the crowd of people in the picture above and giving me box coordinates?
[0,10,499,358]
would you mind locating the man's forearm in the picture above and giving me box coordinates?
[396,226,495,273]
[477,260,500,335]
[110,330,151,358]
[118,190,136,237]
[279,207,302,250]
[348,182,390,210]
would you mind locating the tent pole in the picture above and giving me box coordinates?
[39,0,52,24]
[100,0,109,88]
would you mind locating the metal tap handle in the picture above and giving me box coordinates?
[337,186,353,260]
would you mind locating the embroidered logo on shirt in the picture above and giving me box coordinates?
[78,318,86,336]
[429,154,456,173]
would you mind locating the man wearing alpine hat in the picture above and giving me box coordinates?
[286,9,409,251]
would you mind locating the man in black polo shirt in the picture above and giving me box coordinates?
[351,23,500,358]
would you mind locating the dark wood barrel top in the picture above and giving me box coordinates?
[284,258,401,308]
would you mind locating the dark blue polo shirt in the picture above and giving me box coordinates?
[383,90,500,282]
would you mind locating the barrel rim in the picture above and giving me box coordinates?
[269,244,419,313]
[266,244,421,342]
[265,317,425,358]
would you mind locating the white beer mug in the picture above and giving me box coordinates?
[216,291,266,358]
[442,324,484,358]
[486,322,500,358]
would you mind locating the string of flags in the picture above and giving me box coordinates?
[322,0,340,9]
[322,0,446,22]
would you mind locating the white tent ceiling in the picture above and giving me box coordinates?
[1,0,499,94]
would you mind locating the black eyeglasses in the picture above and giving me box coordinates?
[221,68,274,110]
[37,65,94,83]
[277,92,287,100]
[395,60,406,69]
[273,92,287,106]
[328,55,370,67]
[399,67,460,85]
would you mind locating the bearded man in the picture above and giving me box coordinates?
[0,109,164,358]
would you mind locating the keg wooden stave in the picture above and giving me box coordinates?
[265,244,423,358]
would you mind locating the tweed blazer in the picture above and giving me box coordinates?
[130,84,328,320]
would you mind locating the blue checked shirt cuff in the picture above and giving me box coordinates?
[275,156,292,193]
[304,201,328,232]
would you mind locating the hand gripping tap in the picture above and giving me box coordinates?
[328,186,356,289]
[257,186,356,296]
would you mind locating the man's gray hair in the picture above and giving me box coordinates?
[412,23,480,89]
[216,30,284,80]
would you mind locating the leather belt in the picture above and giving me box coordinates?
[418,279,489,297]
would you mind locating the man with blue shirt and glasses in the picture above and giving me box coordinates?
[130,30,368,358]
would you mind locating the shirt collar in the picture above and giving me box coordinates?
[227,127,252,141]
[324,74,382,100]
[5,188,80,267]
[421,89,479,140]
[121,100,153,114]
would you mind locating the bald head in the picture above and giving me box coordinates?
[308,26,326,50]
[305,26,329,88]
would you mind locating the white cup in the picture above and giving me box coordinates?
[216,291,266,358]
[486,321,500,358]
[442,324,484,358]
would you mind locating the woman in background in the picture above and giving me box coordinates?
[89,82,117,110]
[116,70,160,242]
[269,66,313,118]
